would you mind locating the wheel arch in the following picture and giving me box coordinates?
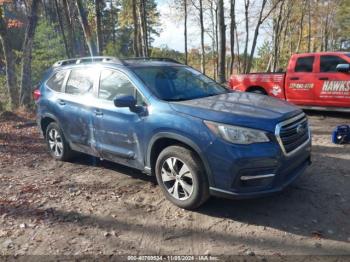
[40,114,59,138]
[40,114,67,139]
[146,133,214,186]
[246,86,268,95]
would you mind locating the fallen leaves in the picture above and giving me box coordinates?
[0,110,47,167]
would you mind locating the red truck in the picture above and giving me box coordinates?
[229,52,350,111]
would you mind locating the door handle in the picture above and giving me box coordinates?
[290,77,299,80]
[58,99,66,106]
[94,110,103,116]
[319,77,329,80]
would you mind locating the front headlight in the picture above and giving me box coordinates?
[204,120,270,145]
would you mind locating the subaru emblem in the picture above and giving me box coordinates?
[296,124,305,134]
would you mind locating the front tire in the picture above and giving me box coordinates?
[155,145,209,209]
[45,122,73,161]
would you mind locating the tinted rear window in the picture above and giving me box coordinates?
[295,57,314,73]
[46,71,67,92]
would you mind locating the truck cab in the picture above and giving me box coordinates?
[229,52,350,111]
[287,52,350,108]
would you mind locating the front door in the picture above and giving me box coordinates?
[93,68,147,170]
[314,54,350,107]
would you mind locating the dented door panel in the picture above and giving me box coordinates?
[93,100,145,170]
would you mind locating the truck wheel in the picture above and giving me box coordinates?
[45,122,74,161]
[155,145,209,210]
[250,88,267,95]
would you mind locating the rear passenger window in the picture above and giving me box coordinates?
[99,69,146,105]
[295,57,315,73]
[320,56,349,72]
[46,71,66,92]
[66,69,95,95]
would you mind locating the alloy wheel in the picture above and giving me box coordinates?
[48,128,63,157]
[161,157,194,200]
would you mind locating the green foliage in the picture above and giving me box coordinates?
[150,46,185,63]
[336,0,350,50]
[104,28,134,57]
[254,41,271,72]
[31,20,66,84]
[0,75,11,111]
[119,0,161,45]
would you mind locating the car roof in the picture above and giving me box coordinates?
[123,60,184,67]
[51,56,183,70]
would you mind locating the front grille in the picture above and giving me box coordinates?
[276,114,310,155]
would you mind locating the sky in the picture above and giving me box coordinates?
[152,0,271,54]
[152,0,196,52]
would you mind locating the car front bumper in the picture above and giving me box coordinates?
[204,135,312,199]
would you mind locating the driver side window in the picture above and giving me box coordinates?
[320,55,349,73]
[99,69,146,105]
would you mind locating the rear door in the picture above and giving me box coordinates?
[93,68,147,170]
[315,54,350,107]
[285,55,316,105]
[59,67,99,155]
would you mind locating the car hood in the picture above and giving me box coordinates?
[169,92,302,132]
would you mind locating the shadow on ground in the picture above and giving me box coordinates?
[303,110,350,119]
[34,150,350,244]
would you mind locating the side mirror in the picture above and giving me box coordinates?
[113,95,136,109]
[336,64,350,73]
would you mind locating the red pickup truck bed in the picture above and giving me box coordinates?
[230,73,286,99]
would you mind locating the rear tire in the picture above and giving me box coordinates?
[155,145,209,209]
[249,88,267,95]
[45,122,73,161]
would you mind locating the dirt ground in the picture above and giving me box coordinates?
[0,110,349,258]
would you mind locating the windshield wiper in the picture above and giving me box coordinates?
[166,98,189,102]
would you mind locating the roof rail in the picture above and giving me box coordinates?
[123,57,182,64]
[52,56,182,68]
[53,56,123,67]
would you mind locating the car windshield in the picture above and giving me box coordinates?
[131,66,229,101]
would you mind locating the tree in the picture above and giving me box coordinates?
[208,0,217,79]
[75,0,97,56]
[295,0,306,53]
[62,0,76,57]
[189,0,206,73]
[229,0,236,74]
[20,0,40,107]
[95,0,103,55]
[271,0,289,72]
[132,0,140,56]
[54,0,69,58]
[31,20,66,84]
[242,0,250,73]
[336,0,350,50]
[307,0,311,52]
[198,0,205,74]
[139,0,149,56]
[0,6,18,109]
[217,0,225,83]
[184,0,188,64]
[245,0,282,73]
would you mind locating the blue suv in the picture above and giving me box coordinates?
[35,57,312,209]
